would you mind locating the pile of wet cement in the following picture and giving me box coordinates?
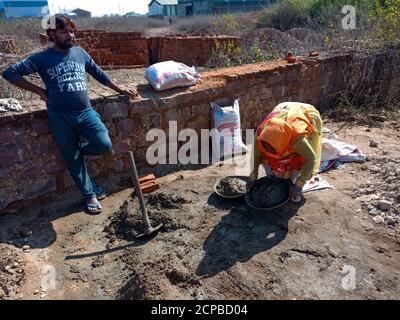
[216,177,248,197]
[249,177,290,208]
[104,192,191,241]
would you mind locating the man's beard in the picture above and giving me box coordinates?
[55,38,74,50]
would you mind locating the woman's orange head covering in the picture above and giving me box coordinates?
[256,108,314,173]
[257,118,294,157]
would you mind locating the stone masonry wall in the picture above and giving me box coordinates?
[0,52,392,213]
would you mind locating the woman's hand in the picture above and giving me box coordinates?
[246,180,255,191]
[290,183,303,203]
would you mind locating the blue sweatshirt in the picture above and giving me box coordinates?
[2,46,111,112]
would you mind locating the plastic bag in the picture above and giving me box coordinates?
[211,99,249,160]
[0,98,22,112]
[321,138,358,162]
[144,60,201,91]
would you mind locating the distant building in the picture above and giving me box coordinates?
[178,0,273,16]
[0,2,5,17]
[69,8,91,18]
[0,0,49,18]
[148,0,178,17]
[125,12,142,17]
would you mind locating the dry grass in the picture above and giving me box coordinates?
[0,18,42,54]
[172,15,218,35]
[76,16,170,34]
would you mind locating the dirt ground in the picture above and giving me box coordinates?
[0,119,400,300]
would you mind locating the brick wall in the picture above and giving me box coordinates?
[76,30,148,67]
[147,36,240,66]
[40,30,149,68]
[39,31,239,68]
[0,52,396,212]
[80,36,149,68]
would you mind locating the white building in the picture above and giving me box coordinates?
[148,0,178,17]
[0,0,49,18]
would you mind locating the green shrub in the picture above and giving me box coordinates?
[256,0,373,31]
[206,39,279,69]
[369,0,400,42]
[212,14,240,35]
[206,40,242,68]
[256,0,314,30]
[244,41,279,63]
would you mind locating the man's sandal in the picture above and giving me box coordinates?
[86,198,102,214]
[290,184,303,203]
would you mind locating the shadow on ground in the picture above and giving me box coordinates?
[0,162,211,250]
[0,199,84,250]
[196,194,304,277]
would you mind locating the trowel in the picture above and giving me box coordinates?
[127,151,163,238]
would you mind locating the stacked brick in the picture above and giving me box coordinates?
[0,36,19,54]
[148,36,240,66]
[39,30,149,68]
[39,31,239,68]
[79,34,149,68]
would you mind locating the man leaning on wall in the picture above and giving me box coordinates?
[2,15,138,214]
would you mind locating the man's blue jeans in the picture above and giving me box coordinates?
[48,108,112,200]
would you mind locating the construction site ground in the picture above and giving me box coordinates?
[1,118,400,300]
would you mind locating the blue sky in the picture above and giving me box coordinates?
[48,0,149,16]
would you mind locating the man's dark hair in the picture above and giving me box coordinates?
[46,15,77,42]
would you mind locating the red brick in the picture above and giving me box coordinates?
[139,174,156,184]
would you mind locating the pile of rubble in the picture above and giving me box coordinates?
[0,244,26,300]
[353,156,400,227]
